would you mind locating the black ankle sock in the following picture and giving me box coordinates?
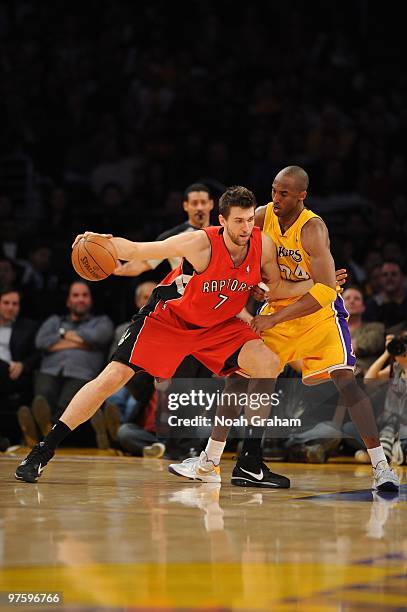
[240,427,265,457]
[44,420,72,451]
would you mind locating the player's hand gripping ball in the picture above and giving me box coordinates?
[71,233,118,281]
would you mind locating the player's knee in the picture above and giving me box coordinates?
[240,341,280,377]
[95,362,133,395]
[258,347,280,376]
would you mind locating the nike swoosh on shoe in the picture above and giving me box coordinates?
[239,468,264,480]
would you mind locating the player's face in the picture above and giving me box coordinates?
[381,263,403,293]
[220,207,255,246]
[0,291,20,323]
[271,175,307,217]
[343,288,365,316]
[183,191,214,228]
[67,283,92,316]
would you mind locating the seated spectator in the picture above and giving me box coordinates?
[20,243,60,319]
[17,281,114,447]
[340,240,366,286]
[364,264,383,299]
[0,257,23,292]
[109,280,158,361]
[106,280,158,423]
[0,288,40,445]
[116,372,164,458]
[364,261,407,332]
[343,333,407,465]
[343,287,385,376]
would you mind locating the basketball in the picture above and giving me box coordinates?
[71,235,118,281]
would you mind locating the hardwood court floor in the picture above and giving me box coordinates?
[1,448,406,611]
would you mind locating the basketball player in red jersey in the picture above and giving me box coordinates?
[15,186,315,484]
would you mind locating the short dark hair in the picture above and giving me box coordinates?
[69,279,91,292]
[382,260,403,272]
[0,286,21,300]
[218,186,257,219]
[278,165,309,190]
[183,183,211,200]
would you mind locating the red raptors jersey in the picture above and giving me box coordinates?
[148,226,262,328]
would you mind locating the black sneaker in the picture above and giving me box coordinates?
[231,454,290,488]
[15,442,55,483]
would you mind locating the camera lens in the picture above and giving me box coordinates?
[387,337,407,356]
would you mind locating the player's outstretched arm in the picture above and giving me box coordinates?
[252,219,337,333]
[113,260,153,276]
[72,231,210,271]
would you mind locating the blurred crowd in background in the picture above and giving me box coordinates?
[0,1,405,462]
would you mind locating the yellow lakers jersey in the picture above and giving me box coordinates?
[263,204,322,311]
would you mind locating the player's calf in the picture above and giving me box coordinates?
[15,362,135,483]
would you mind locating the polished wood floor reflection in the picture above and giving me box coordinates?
[1,448,406,611]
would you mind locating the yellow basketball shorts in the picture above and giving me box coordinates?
[260,309,356,384]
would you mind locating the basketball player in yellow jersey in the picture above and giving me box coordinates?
[248,165,399,490]
[171,166,399,492]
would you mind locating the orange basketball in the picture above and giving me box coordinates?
[71,235,118,281]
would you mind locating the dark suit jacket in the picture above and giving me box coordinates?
[9,317,41,373]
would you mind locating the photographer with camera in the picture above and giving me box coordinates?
[362,334,407,465]
[342,334,407,465]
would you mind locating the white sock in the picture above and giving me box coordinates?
[204,438,226,466]
[367,446,388,468]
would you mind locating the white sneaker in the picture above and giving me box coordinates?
[372,460,400,492]
[391,437,405,466]
[168,451,221,483]
[143,442,166,458]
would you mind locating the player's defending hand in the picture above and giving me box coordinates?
[251,314,278,334]
[335,268,347,288]
[72,232,113,249]
[251,282,270,302]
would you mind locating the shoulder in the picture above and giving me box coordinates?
[39,314,60,327]
[91,315,114,326]
[260,230,274,249]
[255,205,268,228]
[301,216,329,250]
[260,231,276,259]
[301,215,328,235]
[362,322,385,333]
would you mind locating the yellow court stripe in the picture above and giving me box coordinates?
[1,562,405,609]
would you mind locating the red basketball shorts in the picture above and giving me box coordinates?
[112,301,260,378]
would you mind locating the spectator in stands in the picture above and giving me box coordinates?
[365,264,384,299]
[340,240,366,286]
[17,281,113,447]
[116,372,162,457]
[105,280,158,424]
[0,288,39,445]
[364,261,407,331]
[101,280,163,457]
[20,244,60,319]
[114,182,214,278]
[343,333,407,465]
[109,280,158,361]
[343,287,385,377]
[0,257,21,291]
